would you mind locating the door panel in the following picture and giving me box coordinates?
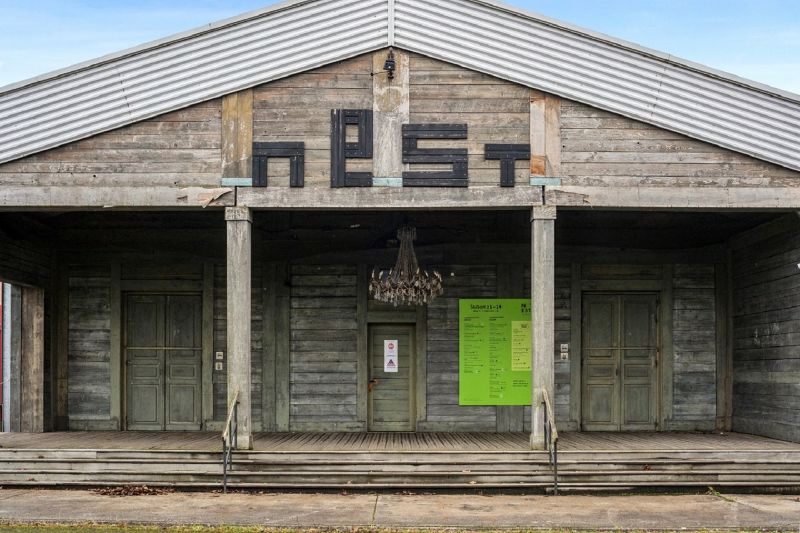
[164,295,202,430]
[582,296,619,430]
[126,296,165,430]
[582,293,658,431]
[368,325,415,432]
[125,293,202,431]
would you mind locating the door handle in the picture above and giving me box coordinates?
[368,379,379,392]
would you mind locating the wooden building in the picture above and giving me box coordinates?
[0,0,798,490]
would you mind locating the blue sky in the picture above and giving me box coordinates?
[1,0,799,93]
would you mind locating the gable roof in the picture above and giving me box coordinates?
[1,0,799,171]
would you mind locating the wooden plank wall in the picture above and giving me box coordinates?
[67,264,113,429]
[422,265,497,432]
[408,53,530,186]
[289,265,360,431]
[0,101,222,187]
[523,263,571,429]
[672,264,717,428]
[559,101,800,186]
[731,216,800,442]
[253,57,373,187]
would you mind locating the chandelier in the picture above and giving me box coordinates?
[369,225,444,306]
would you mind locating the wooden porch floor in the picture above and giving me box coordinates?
[0,431,797,452]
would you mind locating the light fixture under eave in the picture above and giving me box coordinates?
[369,225,443,306]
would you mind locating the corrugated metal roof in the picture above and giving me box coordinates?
[0,0,389,164]
[393,0,800,171]
[1,0,800,171]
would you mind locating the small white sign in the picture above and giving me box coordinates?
[384,355,398,373]
[384,340,398,357]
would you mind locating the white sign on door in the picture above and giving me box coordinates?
[384,339,399,373]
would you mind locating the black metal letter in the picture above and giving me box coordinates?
[485,144,531,187]
[252,142,305,188]
[402,124,468,187]
[331,109,374,188]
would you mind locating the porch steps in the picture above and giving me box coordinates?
[0,449,799,490]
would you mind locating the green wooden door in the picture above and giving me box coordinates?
[581,293,658,431]
[368,324,416,432]
[125,294,202,431]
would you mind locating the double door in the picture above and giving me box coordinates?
[582,293,659,431]
[125,294,202,430]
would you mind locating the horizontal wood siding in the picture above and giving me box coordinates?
[559,101,800,186]
[672,264,717,428]
[424,265,497,431]
[0,101,222,187]
[732,217,800,442]
[212,264,265,428]
[68,265,112,425]
[409,54,530,187]
[523,263,571,430]
[289,265,360,431]
[253,57,373,188]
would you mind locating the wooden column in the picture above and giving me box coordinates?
[5,285,21,432]
[222,90,254,181]
[226,206,253,449]
[20,286,45,432]
[372,48,409,184]
[530,91,561,177]
[530,206,556,449]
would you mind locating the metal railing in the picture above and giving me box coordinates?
[221,389,239,494]
[542,388,559,495]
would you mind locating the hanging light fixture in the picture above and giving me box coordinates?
[369,225,444,306]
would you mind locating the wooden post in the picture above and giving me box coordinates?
[222,90,254,180]
[20,286,45,433]
[530,206,556,450]
[6,285,21,432]
[372,48,409,184]
[226,206,253,449]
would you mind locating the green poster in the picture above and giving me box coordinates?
[459,299,532,406]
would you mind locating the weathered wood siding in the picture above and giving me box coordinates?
[289,265,360,431]
[408,53,531,186]
[672,264,717,428]
[0,101,222,187]
[422,265,497,432]
[560,101,800,186]
[523,263,571,429]
[253,57,374,187]
[732,216,800,442]
[212,264,265,428]
[67,265,112,428]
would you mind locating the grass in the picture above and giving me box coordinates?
[0,524,778,533]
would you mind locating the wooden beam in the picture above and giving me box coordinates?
[20,286,44,432]
[373,49,409,181]
[0,187,234,209]
[222,90,254,180]
[530,206,556,449]
[546,186,800,210]
[530,92,561,177]
[226,206,253,449]
[238,186,543,210]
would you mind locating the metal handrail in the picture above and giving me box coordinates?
[221,389,239,494]
[542,388,559,495]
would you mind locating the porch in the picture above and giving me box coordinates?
[0,431,798,490]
